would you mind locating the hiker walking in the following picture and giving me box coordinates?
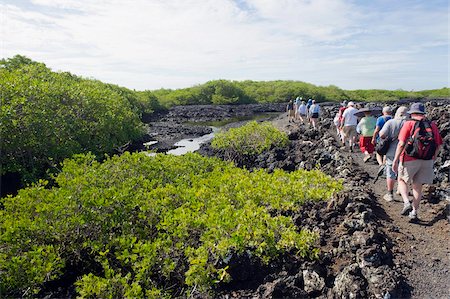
[309,100,320,129]
[392,103,443,221]
[306,98,313,119]
[333,111,341,136]
[340,101,358,152]
[337,101,348,144]
[379,106,408,202]
[356,107,377,162]
[297,100,307,123]
[372,106,393,165]
[295,97,303,120]
[286,99,295,123]
[294,96,300,116]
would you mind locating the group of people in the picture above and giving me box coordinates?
[286,97,321,129]
[335,101,443,221]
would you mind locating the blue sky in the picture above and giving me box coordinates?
[1,0,448,91]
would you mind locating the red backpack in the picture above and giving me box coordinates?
[404,119,436,160]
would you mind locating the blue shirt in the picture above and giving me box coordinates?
[309,104,320,114]
[376,115,392,129]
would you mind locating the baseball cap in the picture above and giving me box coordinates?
[382,106,392,114]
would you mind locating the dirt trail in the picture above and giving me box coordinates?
[356,157,449,299]
[272,115,450,299]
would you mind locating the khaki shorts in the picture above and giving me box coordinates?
[289,110,295,117]
[342,125,357,139]
[398,159,434,185]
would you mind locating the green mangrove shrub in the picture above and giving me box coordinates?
[211,121,289,163]
[0,152,342,297]
[0,55,144,183]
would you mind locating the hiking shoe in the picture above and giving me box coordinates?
[408,210,418,221]
[401,204,412,216]
[383,193,394,202]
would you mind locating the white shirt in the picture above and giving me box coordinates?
[342,106,358,126]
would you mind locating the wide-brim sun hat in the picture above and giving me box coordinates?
[354,106,382,118]
[354,107,372,117]
[407,102,426,114]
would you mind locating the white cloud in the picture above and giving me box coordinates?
[1,0,448,90]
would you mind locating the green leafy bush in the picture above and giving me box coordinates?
[211,121,289,162]
[0,55,144,183]
[147,79,448,107]
[0,152,342,297]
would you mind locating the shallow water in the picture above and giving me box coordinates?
[186,112,279,127]
[146,112,280,156]
[167,128,218,155]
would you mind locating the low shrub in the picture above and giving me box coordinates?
[211,121,289,163]
[0,152,342,297]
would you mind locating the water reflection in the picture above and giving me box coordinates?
[167,128,218,155]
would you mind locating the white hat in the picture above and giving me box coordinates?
[347,101,355,107]
[394,106,408,119]
[382,106,393,114]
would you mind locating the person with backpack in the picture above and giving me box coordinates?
[392,103,443,221]
[372,106,393,165]
[286,99,295,123]
[297,100,307,123]
[306,98,313,119]
[379,106,408,202]
[308,100,320,129]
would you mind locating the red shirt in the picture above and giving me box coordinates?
[398,118,443,162]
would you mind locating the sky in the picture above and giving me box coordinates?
[1,0,448,91]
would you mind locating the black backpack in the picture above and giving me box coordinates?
[404,119,436,160]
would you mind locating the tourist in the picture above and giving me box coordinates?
[372,106,393,165]
[286,99,295,123]
[297,100,307,123]
[356,107,377,162]
[340,101,358,152]
[379,106,408,202]
[306,98,313,119]
[333,111,341,136]
[337,101,348,144]
[309,100,320,129]
[294,96,300,114]
[392,103,443,221]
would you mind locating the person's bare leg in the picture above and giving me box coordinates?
[411,182,423,213]
[376,153,383,165]
[398,178,411,210]
[387,177,395,192]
